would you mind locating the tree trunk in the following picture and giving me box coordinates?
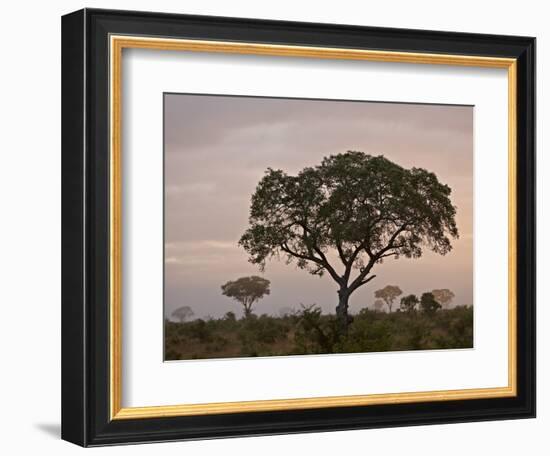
[336,288,352,335]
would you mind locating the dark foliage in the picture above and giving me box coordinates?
[221,276,271,318]
[420,292,442,315]
[164,306,473,360]
[400,294,419,313]
[239,152,459,332]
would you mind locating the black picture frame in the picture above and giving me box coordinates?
[62,8,536,447]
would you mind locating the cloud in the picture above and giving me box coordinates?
[164,94,474,318]
[165,182,217,196]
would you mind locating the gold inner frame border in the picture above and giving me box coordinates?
[109,35,517,420]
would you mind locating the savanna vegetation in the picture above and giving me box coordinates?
[164,303,473,360]
[239,151,458,334]
[165,152,472,360]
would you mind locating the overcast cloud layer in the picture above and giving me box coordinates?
[164,94,473,319]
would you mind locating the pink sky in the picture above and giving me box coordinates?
[164,94,473,319]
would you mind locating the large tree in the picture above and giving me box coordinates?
[239,152,458,333]
[374,285,403,313]
[221,276,271,318]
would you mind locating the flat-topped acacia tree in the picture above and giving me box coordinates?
[171,305,194,323]
[239,151,458,334]
[221,276,271,318]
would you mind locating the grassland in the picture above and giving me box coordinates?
[164,305,473,360]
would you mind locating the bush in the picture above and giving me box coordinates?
[163,306,473,360]
[293,305,339,354]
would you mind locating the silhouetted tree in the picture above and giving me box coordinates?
[420,292,441,315]
[375,285,403,313]
[171,305,194,323]
[221,276,271,318]
[224,311,236,322]
[400,294,419,313]
[240,152,458,333]
[432,289,455,309]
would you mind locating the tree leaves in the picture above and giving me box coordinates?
[374,285,403,312]
[239,151,459,293]
[171,306,194,323]
[221,276,271,317]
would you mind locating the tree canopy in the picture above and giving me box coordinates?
[420,292,442,315]
[375,285,403,312]
[221,276,271,318]
[172,305,194,323]
[432,289,455,308]
[400,294,419,313]
[239,151,458,331]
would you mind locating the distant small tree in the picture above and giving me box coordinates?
[432,289,455,309]
[221,276,271,318]
[374,300,385,312]
[400,294,419,313]
[171,306,194,323]
[375,285,403,313]
[420,292,441,315]
[224,311,236,322]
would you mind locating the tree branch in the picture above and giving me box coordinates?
[295,222,344,286]
[350,274,377,292]
[311,246,342,284]
[335,240,349,267]
[348,258,376,291]
[280,243,342,285]
[347,224,409,292]
[342,237,372,285]
[373,223,409,258]
[378,252,399,259]
[280,243,318,263]
[344,215,401,274]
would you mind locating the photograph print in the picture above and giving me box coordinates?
[164,94,473,361]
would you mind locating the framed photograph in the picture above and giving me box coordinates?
[61,8,535,447]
